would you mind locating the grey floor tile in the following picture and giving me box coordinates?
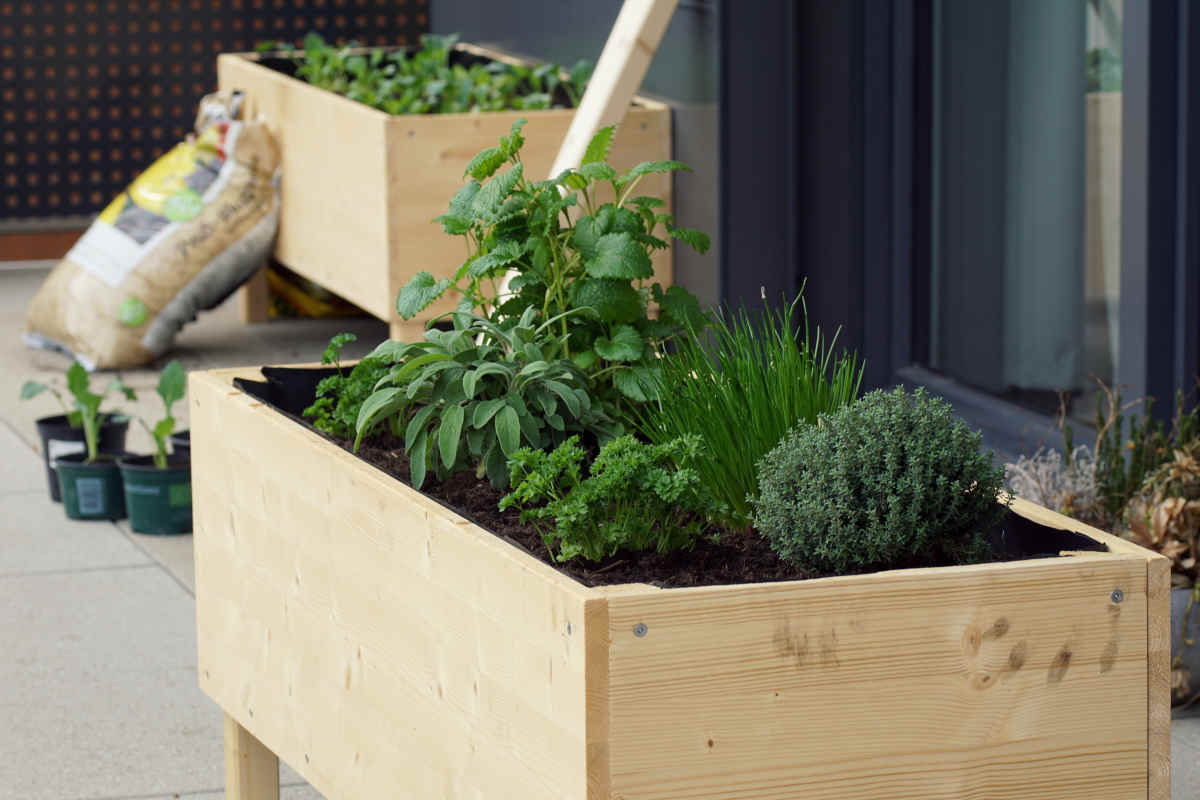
[118,523,196,595]
[0,567,221,800]
[0,420,50,494]
[0,492,150,576]
[1175,709,1200,800]
[176,783,325,800]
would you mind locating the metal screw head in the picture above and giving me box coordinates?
[633,623,648,637]
[1111,589,1124,604]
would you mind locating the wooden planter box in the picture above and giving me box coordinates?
[216,47,674,340]
[192,366,1172,800]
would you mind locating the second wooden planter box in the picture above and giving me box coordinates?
[217,47,674,340]
[192,365,1171,799]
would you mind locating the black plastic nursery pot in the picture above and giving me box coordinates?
[168,430,190,457]
[54,452,126,520]
[36,414,129,502]
[118,455,192,535]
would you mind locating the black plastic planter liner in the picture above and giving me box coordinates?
[36,414,129,503]
[168,430,190,456]
[234,365,1109,568]
[119,454,192,535]
[54,452,126,520]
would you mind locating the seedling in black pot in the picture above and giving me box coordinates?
[22,362,136,519]
[119,360,194,535]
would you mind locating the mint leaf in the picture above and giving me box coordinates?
[571,278,643,324]
[593,325,644,362]
[466,241,523,278]
[584,232,653,280]
[624,160,692,179]
[658,285,707,331]
[669,225,711,254]
[472,162,523,222]
[578,162,616,182]
[464,146,506,180]
[582,125,616,165]
[396,272,452,320]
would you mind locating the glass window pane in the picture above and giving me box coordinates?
[927,0,1122,420]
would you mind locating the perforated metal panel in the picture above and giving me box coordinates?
[0,0,428,222]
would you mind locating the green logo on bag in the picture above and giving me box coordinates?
[163,188,204,222]
[117,296,149,327]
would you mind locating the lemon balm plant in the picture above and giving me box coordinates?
[395,121,710,407]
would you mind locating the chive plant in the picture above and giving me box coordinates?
[631,293,863,528]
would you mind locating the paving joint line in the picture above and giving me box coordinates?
[0,561,156,580]
[113,525,196,598]
[67,780,311,800]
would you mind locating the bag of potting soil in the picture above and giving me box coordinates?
[23,91,281,369]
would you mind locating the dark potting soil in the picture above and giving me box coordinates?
[235,368,1110,589]
[343,430,802,588]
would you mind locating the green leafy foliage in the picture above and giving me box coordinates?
[302,333,392,439]
[354,307,621,490]
[266,33,592,115]
[21,362,136,462]
[136,360,186,469]
[632,293,863,528]
[500,434,721,562]
[395,122,711,409]
[753,387,1009,575]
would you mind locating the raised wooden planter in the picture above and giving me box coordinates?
[216,46,674,341]
[192,365,1172,800]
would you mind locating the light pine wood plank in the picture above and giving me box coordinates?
[547,0,679,177]
[237,266,271,324]
[219,53,393,320]
[1146,556,1172,800]
[218,49,673,334]
[224,714,279,800]
[192,370,599,800]
[605,553,1150,800]
[193,367,1165,800]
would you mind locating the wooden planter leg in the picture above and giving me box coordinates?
[238,265,271,324]
[223,714,279,800]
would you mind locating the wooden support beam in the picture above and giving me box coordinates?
[223,714,279,800]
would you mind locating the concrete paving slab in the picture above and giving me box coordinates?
[173,782,325,799]
[0,418,51,494]
[0,492,150,576]
[117,523,196,595]
[0,566,220,800]
[1175,708,1200,800]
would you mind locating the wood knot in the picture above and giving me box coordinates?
[983,617,1010,640]
[1100,639,1119,673]
[1007,640,1028,672]
[1047,646,1072,683]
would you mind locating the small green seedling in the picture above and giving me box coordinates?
[139,360,187,469]
[21,362,136,462]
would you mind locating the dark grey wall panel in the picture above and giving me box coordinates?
[430,0,720,306]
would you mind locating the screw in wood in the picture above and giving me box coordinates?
[633,623,648,637]
[1110,589,1124,604]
